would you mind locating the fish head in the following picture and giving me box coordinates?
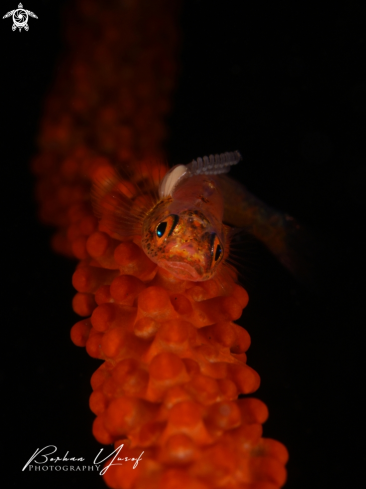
[142,200,226,281]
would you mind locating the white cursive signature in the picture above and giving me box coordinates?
[94,444,144,475]
[22,445,85,471]
[22,444,144,475]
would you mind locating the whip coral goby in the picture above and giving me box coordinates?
[32,0,288,488]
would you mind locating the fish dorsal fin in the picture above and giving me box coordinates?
[159,151,242,199]
[187,151,242,175]
[159,165,188,199]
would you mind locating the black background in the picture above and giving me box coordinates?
[1,1,365,488]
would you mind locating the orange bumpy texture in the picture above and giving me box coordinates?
[32,1,288,488]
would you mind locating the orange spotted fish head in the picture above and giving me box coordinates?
[141,174,229,281]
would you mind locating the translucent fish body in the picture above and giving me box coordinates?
[220,175,318,286]
[92,155,314,287]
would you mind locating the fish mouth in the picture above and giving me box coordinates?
[159,260,203,281]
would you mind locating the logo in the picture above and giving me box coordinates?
[3,3,38,31]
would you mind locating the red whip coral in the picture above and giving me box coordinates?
[70,211,288,488]
[32,0,288,487]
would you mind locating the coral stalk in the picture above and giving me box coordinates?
[33,1,288,487]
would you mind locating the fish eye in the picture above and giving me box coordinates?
[155,215,179,245]
[215,243,223,261]
[156,221,167,238]
[211,234,223,266]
